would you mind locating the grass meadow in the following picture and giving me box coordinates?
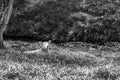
[0,40,120,80]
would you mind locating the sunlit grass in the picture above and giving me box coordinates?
[0,40,120,80]
[0,60,120,80]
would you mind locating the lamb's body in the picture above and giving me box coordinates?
[24,40,51,54]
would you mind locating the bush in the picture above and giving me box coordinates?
[4,0,120,44]
[6,0,75,42]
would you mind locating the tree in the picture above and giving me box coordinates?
[0,0,14,49]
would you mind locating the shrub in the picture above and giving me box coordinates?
[4,0,120,44]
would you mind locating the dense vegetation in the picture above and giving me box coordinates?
[4,0,120,44]
[1,1,120,80]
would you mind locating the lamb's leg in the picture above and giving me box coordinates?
[24,49,42,54]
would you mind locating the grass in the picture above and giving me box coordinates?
[0,40,120,80]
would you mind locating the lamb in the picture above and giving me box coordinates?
[24,40,51,54]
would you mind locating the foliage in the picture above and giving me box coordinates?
[6,0,75,42]
[3,0,120,44]
[69,0,120,44]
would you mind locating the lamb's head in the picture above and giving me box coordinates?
[42,40,51,48]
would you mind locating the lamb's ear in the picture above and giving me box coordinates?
[38,42,42,47]
[48,40,51,44]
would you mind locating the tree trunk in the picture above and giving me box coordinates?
[0,28,4,48]
[0,24,8,49]
[0,0,14,49]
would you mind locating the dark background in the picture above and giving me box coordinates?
[3,0,120,44]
